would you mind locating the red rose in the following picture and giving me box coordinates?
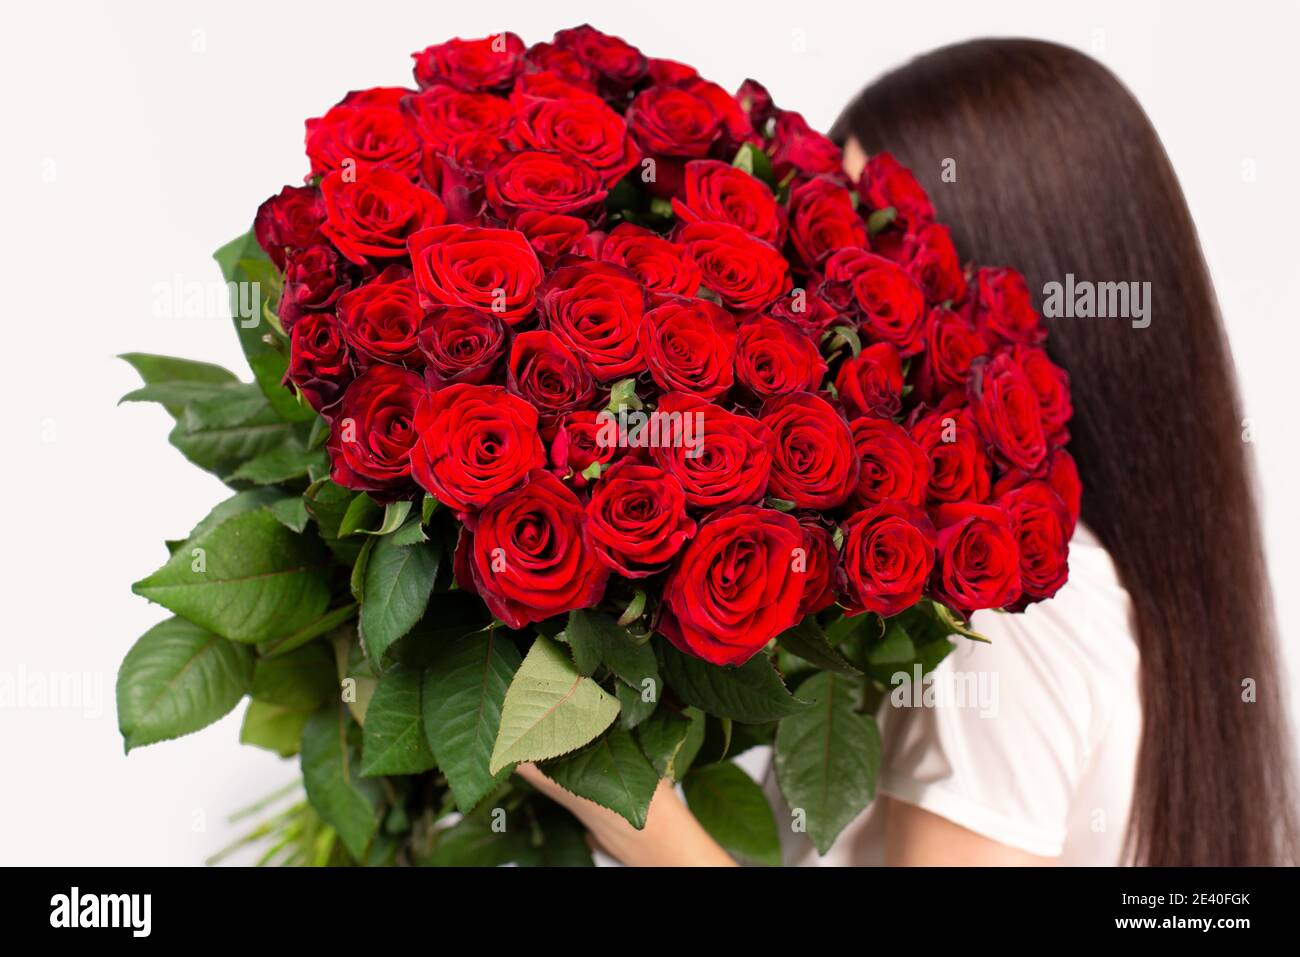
[639,297,736,400]
[454,469,609,629]
[412,33,527,92]
[857,152,934,235]
[909,405,992,504]
[407,224,543,325]
[509,92,638,186]
[599,223,702,299]
[796,515,840,617]
[287,311,353,413]
[506,329,596,421]
[849,417,930,509]
[278,244,350,331]
[915,306,988,402]
[650,392,772,510]
[320,168,446,265]
[327,364,426,500]
[930,503,1022,613]
[483,150,607,221]
[658,506,805,665]
[679,222,789,312]
[627,85,722,159]
[671,160,786,246]
[411,383,545,514]
[735,79,776,134]
[969,267,1045,347]
[681,78,753,149]
[335,265,425,364]
[513,211,592,268]
[770,111,842,181]
[1011,345,1072,442]
[402,85,515,153]
[841,501,937,617]
[647,58,698,85]
[540,261,648,381]
[552,25,647,91]
[306,96,424,182]
[995,449,1082,533]
[585,460,696,577]
[522,43,596,88]
[416,307,507,387]
[969,351,1048,474]
[787,176,869,270]
[761,392,859,509]
[996,481,1071,604]
[900,223,967,305]
[255,185,327,270]
[768,288,839,338]
[823,248,926,355]
[549,410,621,487]
[834,342,904,419]
[734,316,827,401]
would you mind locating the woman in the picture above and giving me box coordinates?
[520,38,1297,866]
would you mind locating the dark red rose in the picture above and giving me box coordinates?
[761,392,859,509]
[969,351,1048,474]
[788,176,869,270]
[681,78,753,149]
[650,392,772,510]
[416,306,507,386]
[639,297,736,400]
[483,150,607,221]
[915,306,988,402]
[996,480,1071,604]
[407,224,543,325]
[255,185,327,270]
[506,329,596,421]
[909,405,992,504]
[412,33,526,92]
[335,265,425,364]
[995,449,1082,533]
[841,501,937,617]
[411,382,545,514]
[522,43,596,87]
[679,222,789,312]
[454,469,609,629]
[627,85,721,158]
[770,111,843,182]
[540,261,647,381]
[857,152,934,235]
[599,223,702,299]
[549,409,622,487]
[585,460,696,577]
[509,91,638,186]
[823,248,926,355]
[795,515,840,617]
[278,244,350,331]
[671,160,785,246]
[834,342,904,419]
[647,58,698,85]
[735,79,777,135]
[1011,345,1072,442]
[287,311,353,413]
[658,506,805,665]
[513,211,591,268]
[929,503,1022,614]
[320,168,446,265]
[402,85,515,153]
[734,316,827,401]
[552,25,647,91]
[849,417,930,509]
[306,96,425,182]
[900,222,967,305]
[768,288,839,338]
[327,364,426,500]
[969,267,1045,347]
[442,131,510,177]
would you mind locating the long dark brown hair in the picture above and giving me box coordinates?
[834,38,1295,866]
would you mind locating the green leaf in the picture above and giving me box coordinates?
[564,609,659,693]
[732,142,776,187]
[488,636,621,774]
[182,488,283,544]
[390,517,427,546]
[228,440,327,485]
[657,643,810,723]
[358,535,440,663]
[119,381,241,418]
[300,703,384,861]
[683,761,781,866]
[635,708,696,780]
[360,501,412,537]
[543,728,660,828]
[118,353,239,418]
[422,628,520,811]
[117,617,253,751]
[616,680,657,729]
[421,812,529,867]
[256,603,357,658]
[269,495,309,533]
[774,672,881,854]
[777,618,862,677]
[338,492,382,538]
[421,494,439,524]
[132,508,331,643]
[240,700,309,757]
[361,665,437,777]
[866,205,897,236]
[251,641,336,709]
[167,384,298,477]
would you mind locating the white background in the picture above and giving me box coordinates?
[2,0,1297,865]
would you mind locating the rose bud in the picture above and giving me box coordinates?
[254,185,327,270]
[286,311,354,413]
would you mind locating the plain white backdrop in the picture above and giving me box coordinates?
[2,0,1297,864]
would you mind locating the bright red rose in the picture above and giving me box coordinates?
[627,85,722,158]
[658,506,805,665]
[454,469,609,629]
[795,515,840,617]
[671,160,786,246]
[407,224,543,325]
[552,25,647,91]
[411,383,545,514]
[509,92,638,186]
[327,364,426,500]
[513,211,592,268]
[841,501,937,617]
[278,244,350,331]
[540,261,648,381]
[835,342,904,419]
[734,316,827,401]
[412,33,527,92]
[679,222,789,312]
[761,392,859,509]
[823,248,926,355]
[681,78,753,149]
[735,79,777,135]
[900,222,967,305]
[639,297,736,400]
[995,449,1082,533]
[770,111,843,181]
[599,223,702,299]
[849,417,930,509]
[768,288,839,338]
[788,176,869,269]
[320,168,446,265]
[1012,345,1073,442]
[996,480,1071,604]
[650,392,772,510]
[909,405,992,504]
[970,351,1049,474]
[506,329,597,421]
[335,265,425,364]
[416,307,507,386]
[647,57,698,85]
[549,409,622,487]
[483,150,607,221]
[255,185,327,270]
[915,306,988,402]
[969,267,1046,347]
[287,311,353,413]
[402,85,515,153]
[585,460,697,577]
[929,503,1022,613]
[306,96,424,182]
[857,152,934,235]
[522,42,596,87]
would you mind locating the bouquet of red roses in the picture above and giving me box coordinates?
[117,24,1079,866]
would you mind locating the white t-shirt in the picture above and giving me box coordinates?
[767,524,1142,866]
